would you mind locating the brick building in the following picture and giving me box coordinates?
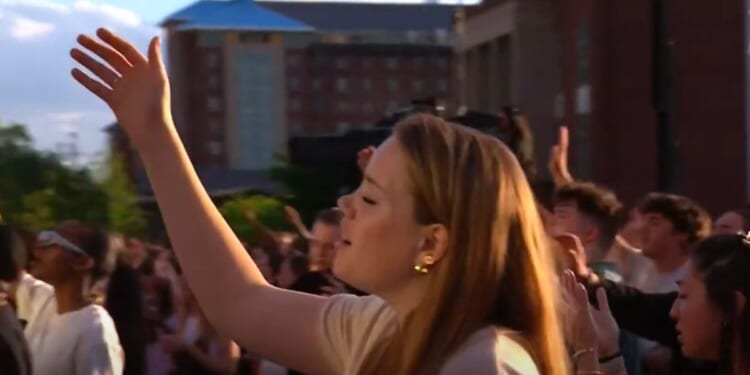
[458,0,750,213]
[160,0,455,171]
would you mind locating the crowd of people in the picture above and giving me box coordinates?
[0,27,749,375]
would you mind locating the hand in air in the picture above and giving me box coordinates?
[548,126,573,187]
[562,271,620,358]
[357,146,376,173]
[70,28,171,151]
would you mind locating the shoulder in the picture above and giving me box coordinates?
[78,306,121,348]
[440,328,539,375]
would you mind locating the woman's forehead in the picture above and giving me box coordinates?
[368,138,411,192]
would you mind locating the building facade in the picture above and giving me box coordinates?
[458,0,749,213]
[161,0,455,171]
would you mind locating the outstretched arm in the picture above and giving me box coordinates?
[70,29,335,375]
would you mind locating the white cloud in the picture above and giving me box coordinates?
[72,1,141,28]
[0,0,158,157]
[48,112,87,124]
[10,15,54,39]
[0,0,69,13]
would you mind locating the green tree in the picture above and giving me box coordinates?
[103,152,146,237]
[0,123,108,230]
[269,155,349,224]
[219,195,286,245]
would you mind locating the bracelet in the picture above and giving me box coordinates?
[572,347,597,362]
[598,351,621,364]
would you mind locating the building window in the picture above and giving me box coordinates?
[207,97,222,112]
[412,80,424,92]
[387,100,399,113]
[312,79,322,91]
[337,102,350,112]
[437,80,448,92]
[363,59,373,69]
[288,77,300,91]
[387,79,399,92]
[413,57,424,68]
[362,79,372,91]
[337,78,348,92]
[206,52,220,68]
[386,58,399,69]
[436,57,449,68]
[291,123,306,136]
[335,58,349,69]
[287,55,301,67]
[207,75,220,89]
[208,119,221,133]
[362,102,374,113]
[208,141,223,156]
[290,99,302,112]
[337,122,350,134]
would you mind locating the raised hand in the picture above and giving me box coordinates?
[562,271,620,359]
[70,29,171,152]
[554,233,590,279]
[356,146,376,173]
[548,126,573,187]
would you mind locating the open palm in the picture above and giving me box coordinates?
[70,28,171,150]
[562,271,620,356]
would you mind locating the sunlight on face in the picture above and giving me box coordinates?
[669,264,723,360]
[335,137,425,294]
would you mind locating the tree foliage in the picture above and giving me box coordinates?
[0,123,108,230]
[103,152,146,237]
[219,195,287,245]
[269,155,350,224]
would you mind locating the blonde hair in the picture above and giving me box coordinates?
[358,114,570,375]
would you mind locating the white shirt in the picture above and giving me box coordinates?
[32,304,123,375]
[15,273,56,347]
[633,262,687,294]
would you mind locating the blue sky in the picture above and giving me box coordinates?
[53,0,193,23]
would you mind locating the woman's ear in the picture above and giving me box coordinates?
[414,224,449,266]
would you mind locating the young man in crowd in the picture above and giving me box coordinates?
[553,181,626,281]
[632,193,711,375]
[19,221,123,374]
[289,208,344,295]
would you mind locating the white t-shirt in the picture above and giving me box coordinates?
[32,304,123,375]
[15,273,56,346]
[318,294,539,375]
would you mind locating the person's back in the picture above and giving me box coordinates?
[0,224,32,375]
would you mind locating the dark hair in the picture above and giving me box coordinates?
[314,208,342,226]
[56,221,113,281]
[105,258,147,375]
[287,253,310,278]
[554,181,623,250]
[0,225,24,282]
[690,234,750,374]
[638,193,711,248]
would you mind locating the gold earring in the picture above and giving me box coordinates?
[414,255,435,274]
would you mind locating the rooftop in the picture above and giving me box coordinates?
[161,0,313,32]
[161,0,456,33]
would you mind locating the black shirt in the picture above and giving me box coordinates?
[583,277,719,375]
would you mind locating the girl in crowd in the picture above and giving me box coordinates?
[70,29,569,374]
[671,234,750,374]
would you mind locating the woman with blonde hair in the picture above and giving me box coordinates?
[69,29,570,375]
